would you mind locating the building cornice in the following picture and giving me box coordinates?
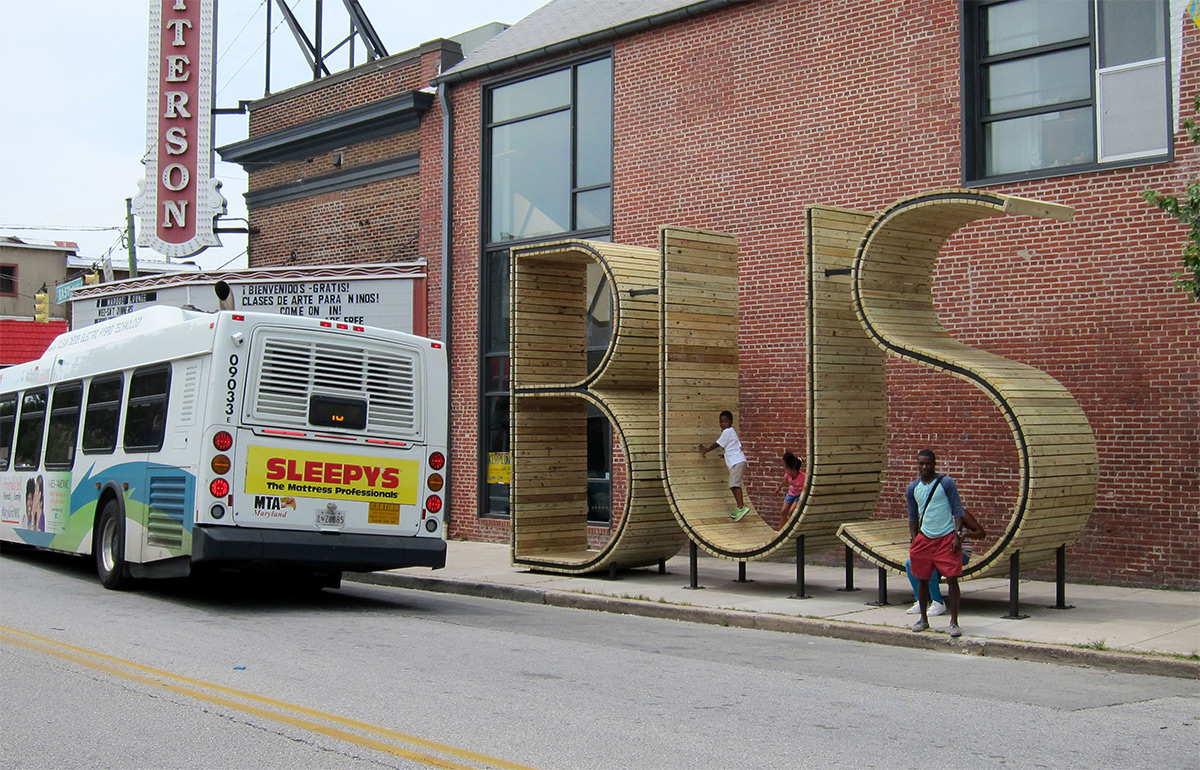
[218,91,434,167]
[245,153,420,209]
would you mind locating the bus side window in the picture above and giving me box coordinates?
[13,388,47,470]
[0,394,16,471]
[124,365,171,452]
[45,382,83,470]
[83,375,123,455]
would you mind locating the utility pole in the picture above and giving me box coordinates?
[126,197,139,277]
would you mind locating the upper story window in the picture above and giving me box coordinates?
[486,55,613,243]
[963,0,1169,183]
[0,265,16,296]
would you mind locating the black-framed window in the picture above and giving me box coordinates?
[124,366,171,452]
[83,375,123,455]
[0,394,17,471]
[14,388,47,470]
[585,268,613,524]
[963,0,1169,183]
[0,265,15,296]
[45,382,82,470]
[481,250,512,518]
[481,53,614,518]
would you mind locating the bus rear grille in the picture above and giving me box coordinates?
[147,475,187,550]
[252,336,418,436]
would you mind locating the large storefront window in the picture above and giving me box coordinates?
[963,0,1169,182]
[481,54,613,518]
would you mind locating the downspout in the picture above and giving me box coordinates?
[438,79,454,529]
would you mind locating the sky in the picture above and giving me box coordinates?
[0,0,548,272]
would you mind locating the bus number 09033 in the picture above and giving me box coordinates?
[0,306,451,588]
[225,354,239,416]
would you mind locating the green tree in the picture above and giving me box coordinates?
[1142,95,1200,301]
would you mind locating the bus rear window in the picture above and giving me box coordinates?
[309,394,367,430]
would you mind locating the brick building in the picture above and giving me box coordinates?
[222,0,1199,589]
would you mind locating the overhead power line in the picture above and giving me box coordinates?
[0,224,123,232]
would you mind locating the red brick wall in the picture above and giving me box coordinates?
[248,133,419,192]
[246,48,447,269]
[248,176,422,267]
[441,0,1199,587]
[249,48,441,135]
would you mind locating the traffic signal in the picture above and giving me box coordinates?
[34,288,50,323]
[83,271,100,285]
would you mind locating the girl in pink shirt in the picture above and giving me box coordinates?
[780,451,806,517]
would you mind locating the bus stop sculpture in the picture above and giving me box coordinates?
[510,190,1097,601]
[836,191,1098,611]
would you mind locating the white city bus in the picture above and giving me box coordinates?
[0,306,448,589]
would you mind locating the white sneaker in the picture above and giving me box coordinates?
[905,601,921,615]
[928,601,947,617]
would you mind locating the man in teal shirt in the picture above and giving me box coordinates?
[907,449,966,637]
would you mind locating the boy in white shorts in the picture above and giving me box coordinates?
[698,410,750,520]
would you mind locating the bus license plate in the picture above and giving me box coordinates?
[317,507,345,528]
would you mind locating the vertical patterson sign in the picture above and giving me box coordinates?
[132,0,226,258]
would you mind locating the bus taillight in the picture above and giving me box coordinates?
[428,451,445,471]
[426,473,444,492]
[210,478,230,497]
[213,431,233,451]
[425,495,442,514]
[211,454,231,474]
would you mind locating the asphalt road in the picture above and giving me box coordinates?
[2,545,1197,769]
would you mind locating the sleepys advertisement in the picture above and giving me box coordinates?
[244,446,420,505]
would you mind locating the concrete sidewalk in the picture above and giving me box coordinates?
[350,540,1200,679]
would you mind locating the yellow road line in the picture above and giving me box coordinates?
[0,625,540,770]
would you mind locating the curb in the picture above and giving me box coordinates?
[346,572,1199,680]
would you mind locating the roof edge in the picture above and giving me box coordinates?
[434,0,749,86]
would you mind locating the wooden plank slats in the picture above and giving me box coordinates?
[839,190,1098,581]
[795,209,889,555]
[510,239,687,574]
[660,227,777,559]
[658,217,886,559]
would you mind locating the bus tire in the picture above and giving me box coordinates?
[95,500,133,590]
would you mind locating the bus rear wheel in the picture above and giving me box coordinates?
[95,500,133,590]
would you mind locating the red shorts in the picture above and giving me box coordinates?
[909,532,963,581]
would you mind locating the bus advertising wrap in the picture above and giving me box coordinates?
[245,446,420,505]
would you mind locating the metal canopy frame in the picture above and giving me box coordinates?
[269,0,389,92]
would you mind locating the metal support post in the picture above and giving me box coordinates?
[866,566,891,606]
[1002,551,1029,619]
[682,542,703,590]
[1049,544,1074,609]
[789,535,811,599]
[837,545,860,592]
